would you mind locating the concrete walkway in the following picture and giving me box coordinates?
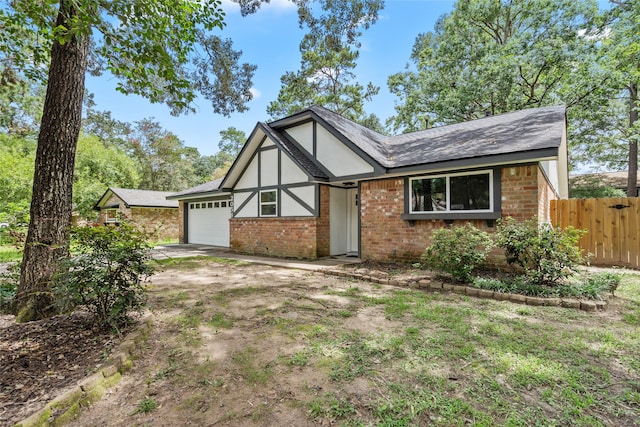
[151,244,361,271]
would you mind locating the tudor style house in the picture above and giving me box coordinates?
[168,105,568,262]
[95,187,179,241]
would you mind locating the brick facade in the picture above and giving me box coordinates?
[98,194,179,242]
[221,165,557,262]
[229,185,331,259]
[360,165,556,263]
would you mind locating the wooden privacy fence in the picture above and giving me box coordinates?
[550,197,640,269]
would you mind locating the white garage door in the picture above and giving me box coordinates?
[187,200,231,246]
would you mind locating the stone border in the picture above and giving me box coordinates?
[323,270,608,312]
[14,315,153,427]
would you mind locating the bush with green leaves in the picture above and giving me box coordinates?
[54,224,154,330]
[0,262,19,314]
[422,223,494,282]
[495,217,587,286]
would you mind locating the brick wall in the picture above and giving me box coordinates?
[130,207,179,242]
[230,217,323,259]
[537,171,555,223]
[229,185,330,259]
[98,194,179,242]
[500,165,541,221]
[361,165,551,263]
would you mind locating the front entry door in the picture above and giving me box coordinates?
[346,189,358,255]
[330,187,359,256]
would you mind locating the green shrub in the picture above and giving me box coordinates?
[422,223,493,282]
[473,272,615,300]
[495,217,586,286]
[54,224,154,330]
[0,262,19,313]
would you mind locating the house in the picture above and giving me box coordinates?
[169,105,568,262]
[570,171,638,197]
[95,187,180,241]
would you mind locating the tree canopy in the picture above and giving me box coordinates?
[267,0,386,131]
[1,0,258,322]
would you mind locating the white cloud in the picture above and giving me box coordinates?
[220,0,296,15]
[250,87,262,99]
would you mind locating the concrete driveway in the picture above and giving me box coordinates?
[151,244,360,271]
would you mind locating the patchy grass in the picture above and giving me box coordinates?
[0,245,22,263]
[83,258,640,427]
[153,256,250,269]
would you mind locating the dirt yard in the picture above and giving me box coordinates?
[3,258,639,426]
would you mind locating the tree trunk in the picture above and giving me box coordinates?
[628,82,638,197]
[15,3,89,322]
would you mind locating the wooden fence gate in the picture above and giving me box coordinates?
[550,197,640,269]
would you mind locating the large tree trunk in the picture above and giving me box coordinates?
[15,3,89,322]
[628,82,638,197]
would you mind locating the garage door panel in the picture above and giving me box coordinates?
[187,200,231,246]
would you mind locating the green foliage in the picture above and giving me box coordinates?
[569,175,626,199]
[495,217,587,286]
[0,262,20,313]
[422,223,493,282]
[54,224,154,330]
[134,397,159,414]
[387,0,601,133]
[73,134,141,219]
[472,272,616,300]
[127,118,201,191]
[0,134,35,215]
[267,0,385,130]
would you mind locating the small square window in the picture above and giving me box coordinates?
[190,204,195,209]
[207,202,213,208]
[221,201,227,208]
[105,209,118,223]
[214,202,220,208]
[195,203,200,209]
[260,190,277,217]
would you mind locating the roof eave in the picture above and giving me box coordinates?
[384,147,560,176]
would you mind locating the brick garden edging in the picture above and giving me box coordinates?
[14,315,153,427]
[323,269,608,312]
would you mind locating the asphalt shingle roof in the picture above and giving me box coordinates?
[260,123,329,180]
[107,188,179,208]
[306,105,566,169]
[167,178,224,199]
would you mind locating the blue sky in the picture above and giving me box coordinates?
[84,0,609,157]
[85,0,458,156]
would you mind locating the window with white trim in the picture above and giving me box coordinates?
[260,190,277,216]
[105,209,118,223]
[410,171,492,213]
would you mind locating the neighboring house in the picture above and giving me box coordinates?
[570,171,638,197]
[95,187,179,241]
[169,105,568,262]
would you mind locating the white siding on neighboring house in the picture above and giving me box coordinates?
[284,122,313,155]
[316,125,374,177]
[233,192,258,217]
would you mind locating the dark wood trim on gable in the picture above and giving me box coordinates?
[282,187,315,216]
